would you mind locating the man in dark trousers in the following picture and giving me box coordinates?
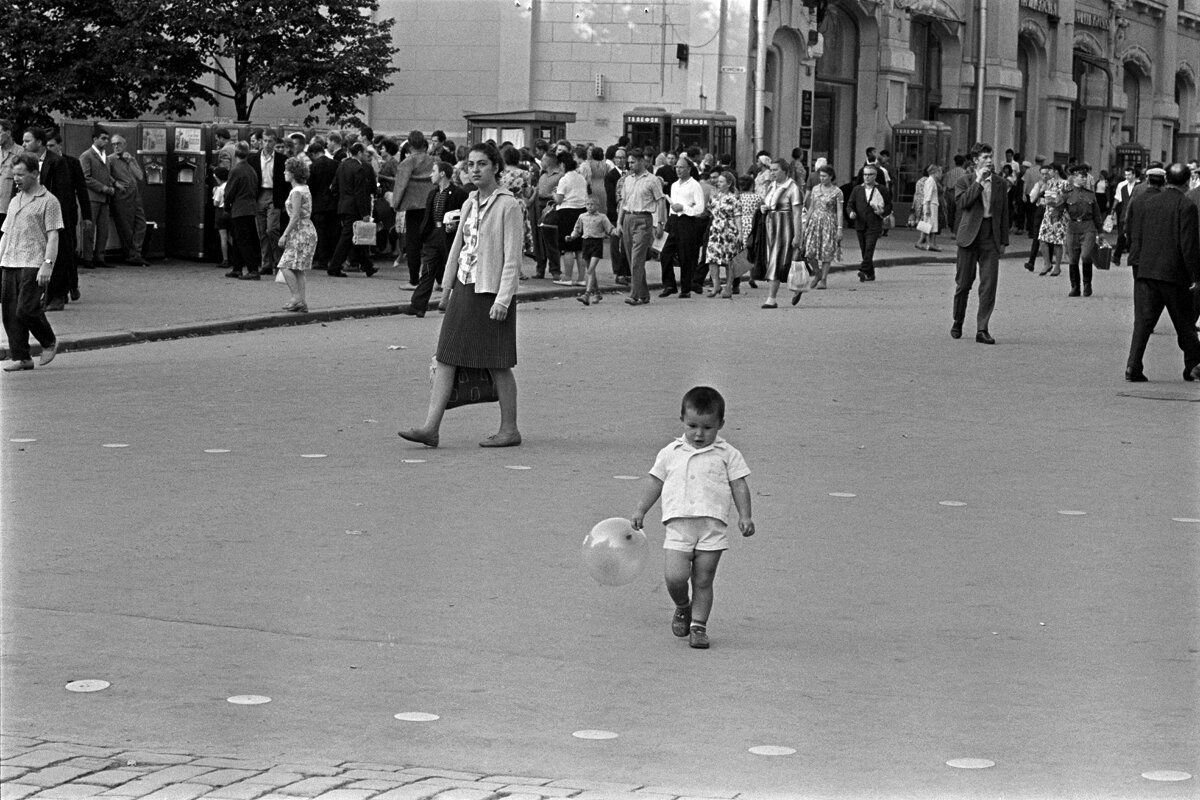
[326,142,377,278]
[23,128,87,310]
[252,132,288,274]
[401,161,466,317]
[1124,163,1200,382]
[307,141,338,271]
[846,164,892,282]
[223,143,262,280]
[950,142,1010,344]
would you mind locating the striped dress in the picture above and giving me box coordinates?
[762,178,802,282]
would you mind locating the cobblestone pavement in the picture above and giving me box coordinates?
[0,736,756,800]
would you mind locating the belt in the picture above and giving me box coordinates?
[624,211,652,216]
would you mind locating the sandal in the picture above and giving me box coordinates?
[761,300,778,309]
[479,432,522,448]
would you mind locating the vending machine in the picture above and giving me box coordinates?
[138,122,169,259]
[165,121,210,259]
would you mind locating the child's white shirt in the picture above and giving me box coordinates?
[649,436,750,523]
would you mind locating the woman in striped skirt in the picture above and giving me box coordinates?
[759,159,804,308]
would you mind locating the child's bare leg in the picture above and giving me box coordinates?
[586,258,600,293]
[689,550,723,625]
[663,550,693,609]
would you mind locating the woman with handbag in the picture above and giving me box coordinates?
[1033,163,1068,276]
[398,142,524,449]
[916,163,943,251]
[760,158,804,308]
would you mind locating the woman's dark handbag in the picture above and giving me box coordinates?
[1092,237,1112,271]
[539,202,559,228]
[430,358,498,408]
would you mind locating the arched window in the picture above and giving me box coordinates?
[907,18,943,120]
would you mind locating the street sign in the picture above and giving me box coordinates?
[720,65,746,74]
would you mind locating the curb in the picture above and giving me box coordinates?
[4,254,967,360]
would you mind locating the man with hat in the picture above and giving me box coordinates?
[1124,163,1200,381]
[1062,162,1103,297]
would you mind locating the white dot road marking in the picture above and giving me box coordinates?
[65,680,110,693]
[1172,517,1200,523]
[946,758,995,769]
[572,729,618,740]
[401,459,426,464]
[748,745,796,756]
[226,695,271,705]
[204,449,231,454]
[102,443,129,448]
[939,501,967,507]
[505,465,533,470]
[300,454,327,459]
[393,712,439,722]
[828,492,856,498]
[1057,510,1087,516]
[1141,770,1191,782]
[10,438,36,443]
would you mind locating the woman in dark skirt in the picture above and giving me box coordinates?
[399,142,524,448]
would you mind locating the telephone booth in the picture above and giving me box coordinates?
[623,107,671,154]
[669,110,737,164]
[463,110,576,150]
[891,119,952,204]
[1114,142,1150,175]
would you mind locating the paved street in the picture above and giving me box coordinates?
[2,245,1197,799]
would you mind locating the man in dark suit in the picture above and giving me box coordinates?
[306,141,338,271]
[1124,164,1200,382]
[604,145,629,284]
[223,143,262,280]
[22,128,87,310]
[846,164,892,282]
[326,142,377,278]
[45,132,92,309]
[251,131,288,274]
[78,125,116,269]
[951,143,1010,344]
[402,161,467,317]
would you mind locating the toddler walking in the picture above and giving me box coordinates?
[631,386,755,649]
[566,196,615,305]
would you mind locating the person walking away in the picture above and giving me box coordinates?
[401,161,467,318]
[398,143,523,448]
[108,134,147,266]
[1,154,61,372]
[630,386,755,650]
[950,143,1009,344]
[1124,163,1200,382]
[307,142,338,271]
[801,164,843,290]
[566,195,615,305]
[617,148,664,306]
[1062,163,1103,297]
[846,165,890,283]
[391,130,437,285]
[276,157,317,312]
[223,143,262,279]
[326,142,378,278]
[79,125,115,269]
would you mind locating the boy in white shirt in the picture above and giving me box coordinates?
[631,386,755,649]
[566,196,616,305]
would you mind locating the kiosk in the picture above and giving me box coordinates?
[623,107,671,153]
[136,122,168,259]
[891,119,952,204]
[1114,142,1150,175]
[669,110,737,163]
[463,110,576,150]
[165,121,211,259]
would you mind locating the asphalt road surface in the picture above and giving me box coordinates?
[3,264,1197,799]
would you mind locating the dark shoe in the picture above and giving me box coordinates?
[258,267,274,276]
[857,270,868,282]
[398,428,439,448]
[479,432,522,448]
[615,276,630,286]
[327,270,348,278]
[865,273,876,281]
[624,297,648,306]
[688,626,710,649]
[576,293,591,306]
[239,272,260,280]
[1037,267,1051,276]
[95,261,114,269]
[69,288,80,301]
[401,307,426,318]
[975,330,996,345]
[45,299,65,311]
[678,291,691,299]
[363,265,378,277]
[950,324,962,339]
[659,287,677,297]
[790,290,803,305]
[126,257,148,266]
[747,280,757,288]
[1185,364,1200,382]
[1024,262,1035,272]
[1083,283,1092,297]
[2,360,34,372]
[1125,369,1148,382]
[79,261,95,269]
[1068,286,1080,297]
[38,341,57,366]
[225,269,243,278]
[671,605,691,637]
[284,303,307,313]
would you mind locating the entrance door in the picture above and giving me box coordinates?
[812,93,834,170]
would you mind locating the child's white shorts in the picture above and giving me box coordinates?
[662,517,729,552]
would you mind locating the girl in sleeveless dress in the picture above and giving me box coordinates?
[705,172,742,297]
[801,165,843,289]
[276,157,317,312]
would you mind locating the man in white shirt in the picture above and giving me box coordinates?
[1112,166,1140,268]
[657,155,707,298]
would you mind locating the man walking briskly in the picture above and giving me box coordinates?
[401,161,466,318]
[79,125,116,269]
[950,143,1010,344]
[847,165,891,282]
[108,135,147,266]
[617,148,665,305]
[1,154,61,372]
[1124,163,1200,382]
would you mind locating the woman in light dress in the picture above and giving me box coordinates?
[1032,163,1068,276]
[276,156,317,312]
[704,171,742,297]
[915,163,943,251]
[801,164,843,290]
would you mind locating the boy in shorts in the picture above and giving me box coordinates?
[565,195,615,305]
[631,386,754,648]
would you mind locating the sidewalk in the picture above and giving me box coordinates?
[2,226,991,361]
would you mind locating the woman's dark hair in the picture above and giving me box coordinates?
[718,170,737,190]
[1049,163,1066,179]
[589,146,604,162]
[817,164,836,181]
[681,386,726,421]
[500,144,521,166]
[556,151,577,172]
[792,147,803,160]
[381,139,399,156]
[213,166,230,181]
[469,141,505,174]
[736,174,755,192]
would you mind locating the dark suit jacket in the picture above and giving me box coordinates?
[61,154,91,226]
[79,147,115,203]
[38,152,78,227]
[419,183,468,242]
[847,183,892,232]
[603,165,620,221]
[1128,185,1200,286]
[333,157,376,218]
[224,160,261,218]
[954,172,1010,248]
[250,151,288,208]
[309,154,338,215]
